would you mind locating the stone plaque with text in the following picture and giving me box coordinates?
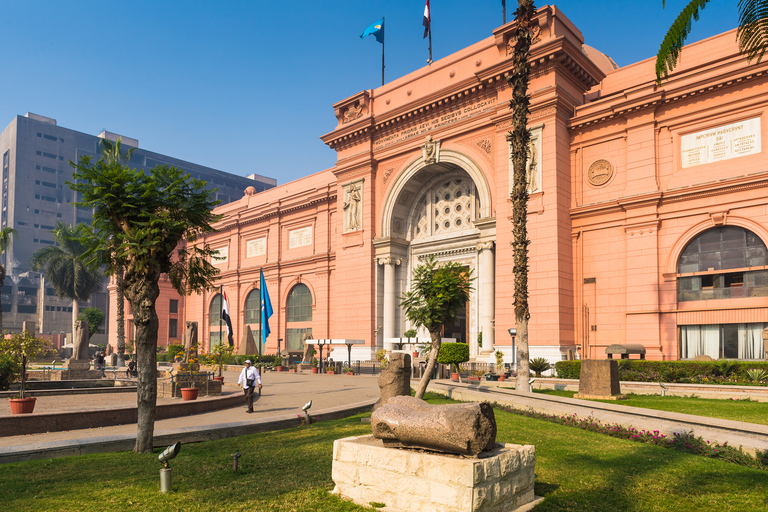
[681,117,761,168]
[246,237,266,258]
[289,227,312,249]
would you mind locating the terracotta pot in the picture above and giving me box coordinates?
[289,369,297,373]
[451,373,459,381]
[275,366,284,372]
[180,387,199,401]
[498,375,507,381]
[413,352,419,358]
[327,370,336,375]
[9,397,37,414]
[467,376,480,381]
[213,376,224,383]
[345,372,354,376]
[311,367,319,373]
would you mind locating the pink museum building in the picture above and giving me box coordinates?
[110,6,768,363]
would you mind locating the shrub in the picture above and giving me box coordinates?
[167,344,185,360]
[437,342,470,373]
[555,360,581,379]
[529,357,551,377]
[554,359,768,384]
[0,353,19,391]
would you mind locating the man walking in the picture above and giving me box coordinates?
[238,360,262,413]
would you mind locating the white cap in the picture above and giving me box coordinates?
[245,360,252,364]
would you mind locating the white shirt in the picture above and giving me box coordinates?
[238,365,261,388]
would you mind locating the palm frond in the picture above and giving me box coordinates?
[656,0,712,83]
[737,0,768,63]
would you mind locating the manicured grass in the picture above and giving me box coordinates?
[1,400,766,511]
[534,389,768,425]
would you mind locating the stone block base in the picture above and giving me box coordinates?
[49,369,103,380]
[157,376,222,398]
[332,435,537,512]
[67,359,91,371]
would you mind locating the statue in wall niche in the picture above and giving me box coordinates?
[343,183,361,231]
[301,333,313,362]
[373,352,411,412]
[371,395,497,456]
[527,140,539,192]
[183,321,198,363]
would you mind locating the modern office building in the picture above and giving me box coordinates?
[117,5,768,363]
[0,113,276,346]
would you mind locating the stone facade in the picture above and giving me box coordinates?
[114,6,768,365]
[332,435,536,512]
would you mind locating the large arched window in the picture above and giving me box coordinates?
[677,226,768,302]
[677,226,768,359]
[286,284,312,351]
[209,294,224,347]
[244,289,262,342]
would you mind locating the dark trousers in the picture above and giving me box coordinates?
[243,386,254,412]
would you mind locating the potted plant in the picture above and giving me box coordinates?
[311,358,319,373]
[494,350,506,381]
[326,365,336,375]
[437,342,469,383]
[404,329,418,358]
[211,342,234,378]
[343,365,354,375]
[468,369,484,383]
[274,355,284,372]
[0,331,52,414]
[180,386,199,401]
[289,363,297,373]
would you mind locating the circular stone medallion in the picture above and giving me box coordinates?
[587,159,613,186]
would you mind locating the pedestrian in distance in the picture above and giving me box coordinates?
[238,360,262,413]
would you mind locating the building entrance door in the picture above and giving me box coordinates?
[442,301,467,343]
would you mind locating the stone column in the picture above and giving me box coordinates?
[379,258,401,341]
[477,242,495,353]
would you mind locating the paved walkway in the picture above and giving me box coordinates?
[2,372,767,463]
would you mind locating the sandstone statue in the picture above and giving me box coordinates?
[301,333,313,362]
[373,352,411,412]
[371,395,497,456]
[183,321,198,363]
[73,319,89,360]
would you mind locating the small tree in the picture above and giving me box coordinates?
[77,307,105,340]
[400,255,473,399]
[437,342,470,383]
[69,155,221,453]
[211,342,234,377]
[0,331,52,399]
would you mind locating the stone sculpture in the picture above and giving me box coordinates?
[183,321,198,363]
[373,352,411,412]
[237,325,257,355]
[371,395,497,456]
[73,319,89,360]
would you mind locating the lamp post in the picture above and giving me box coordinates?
[507,328,516,371]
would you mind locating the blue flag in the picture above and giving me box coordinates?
[361,18,384,44]
[260,269,273,346]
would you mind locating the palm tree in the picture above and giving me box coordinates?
[656,0,768,83]
[0,227,18,334]
[98,138,134,365]
[30,222,103,342]
[509,0,535,392]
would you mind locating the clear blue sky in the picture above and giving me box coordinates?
[0,1,738,185]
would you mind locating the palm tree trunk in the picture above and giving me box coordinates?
[414,329,442,399]
[116,269,126,366]
[0,264,5,335]
[511,0,535,393]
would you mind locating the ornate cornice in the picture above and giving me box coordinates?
[216,192,336,231]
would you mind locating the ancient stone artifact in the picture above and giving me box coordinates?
[237,325,256,355]
[574,359,626,400]
[371,395,497,456]
[373,352,411,411]
[73,319,89,360]
[182,321,198,363]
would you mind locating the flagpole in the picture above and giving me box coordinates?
[428,15,433,64]
[218,284,223,349]
[381,17,385,86]
[503,0,506,24]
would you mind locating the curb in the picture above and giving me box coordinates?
[0,399,376,464]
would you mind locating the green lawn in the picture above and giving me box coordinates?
[534,389,768,425]
[0,400,765,511]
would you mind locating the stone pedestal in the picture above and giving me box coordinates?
[574,359,626,400]
[332,435,540,512]
[67,359,91,371]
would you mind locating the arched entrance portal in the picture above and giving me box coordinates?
[374,146,496,358]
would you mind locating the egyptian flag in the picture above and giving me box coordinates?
[222,289,234,346]
[423,0,430,39]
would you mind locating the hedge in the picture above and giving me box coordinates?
[554,359,768,384]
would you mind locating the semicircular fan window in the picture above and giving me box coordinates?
[413,179,474,239]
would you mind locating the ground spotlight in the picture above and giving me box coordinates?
[158,442,181,493]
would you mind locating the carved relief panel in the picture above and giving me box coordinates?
[508,124,543,195]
